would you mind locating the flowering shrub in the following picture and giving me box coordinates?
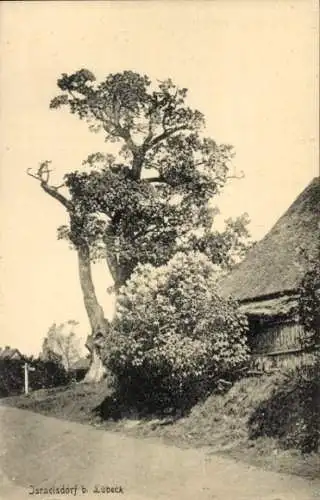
[106,252,249,412]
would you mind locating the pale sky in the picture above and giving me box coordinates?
[0,1,318,356]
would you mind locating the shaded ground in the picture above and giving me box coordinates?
[0,405,319,500]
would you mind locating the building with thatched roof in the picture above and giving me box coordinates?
[219,177,320,369]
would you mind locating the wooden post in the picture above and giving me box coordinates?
[24,362,29,395]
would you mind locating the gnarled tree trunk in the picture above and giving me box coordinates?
[29,168,110,384]
[83,334,107,384]
[77,243,107,383]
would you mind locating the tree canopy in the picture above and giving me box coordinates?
[48,70,250,290]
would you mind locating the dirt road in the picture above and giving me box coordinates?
[0,405,318,500]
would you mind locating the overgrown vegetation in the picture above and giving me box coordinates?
[298,254,320,350]
[106,252,248,414]
[249,366,319,454]
[0,359,70,398]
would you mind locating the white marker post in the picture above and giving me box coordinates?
[24,362,29,395]
[24,362,35,395]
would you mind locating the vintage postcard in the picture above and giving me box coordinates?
[0,1,319,499]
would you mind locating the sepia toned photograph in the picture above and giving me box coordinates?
[0,1,319,499]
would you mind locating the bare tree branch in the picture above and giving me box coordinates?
[27,164,74,211]
[149,124,189,148]
[144,107,157,146]
[103,226,121,286]
[144,176,166,184]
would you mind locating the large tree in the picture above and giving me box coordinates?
[28,70,250,382]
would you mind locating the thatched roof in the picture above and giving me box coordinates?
[220,177,320,303]
[239,294,299,319]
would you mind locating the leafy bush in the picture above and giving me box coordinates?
[0,360,25,397]
[28,359,70,390]
[106,252,249,413]
[248,364,319,453]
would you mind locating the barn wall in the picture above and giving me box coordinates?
[249,320,304,354]
[250,350,317,371]
[248,320,316,371]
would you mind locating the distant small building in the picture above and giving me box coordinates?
[0,346,24,361]
[70,357,91,381]
[72,357,90,371]
[219,177,320,370]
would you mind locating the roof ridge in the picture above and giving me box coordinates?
[219,178,320,301]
